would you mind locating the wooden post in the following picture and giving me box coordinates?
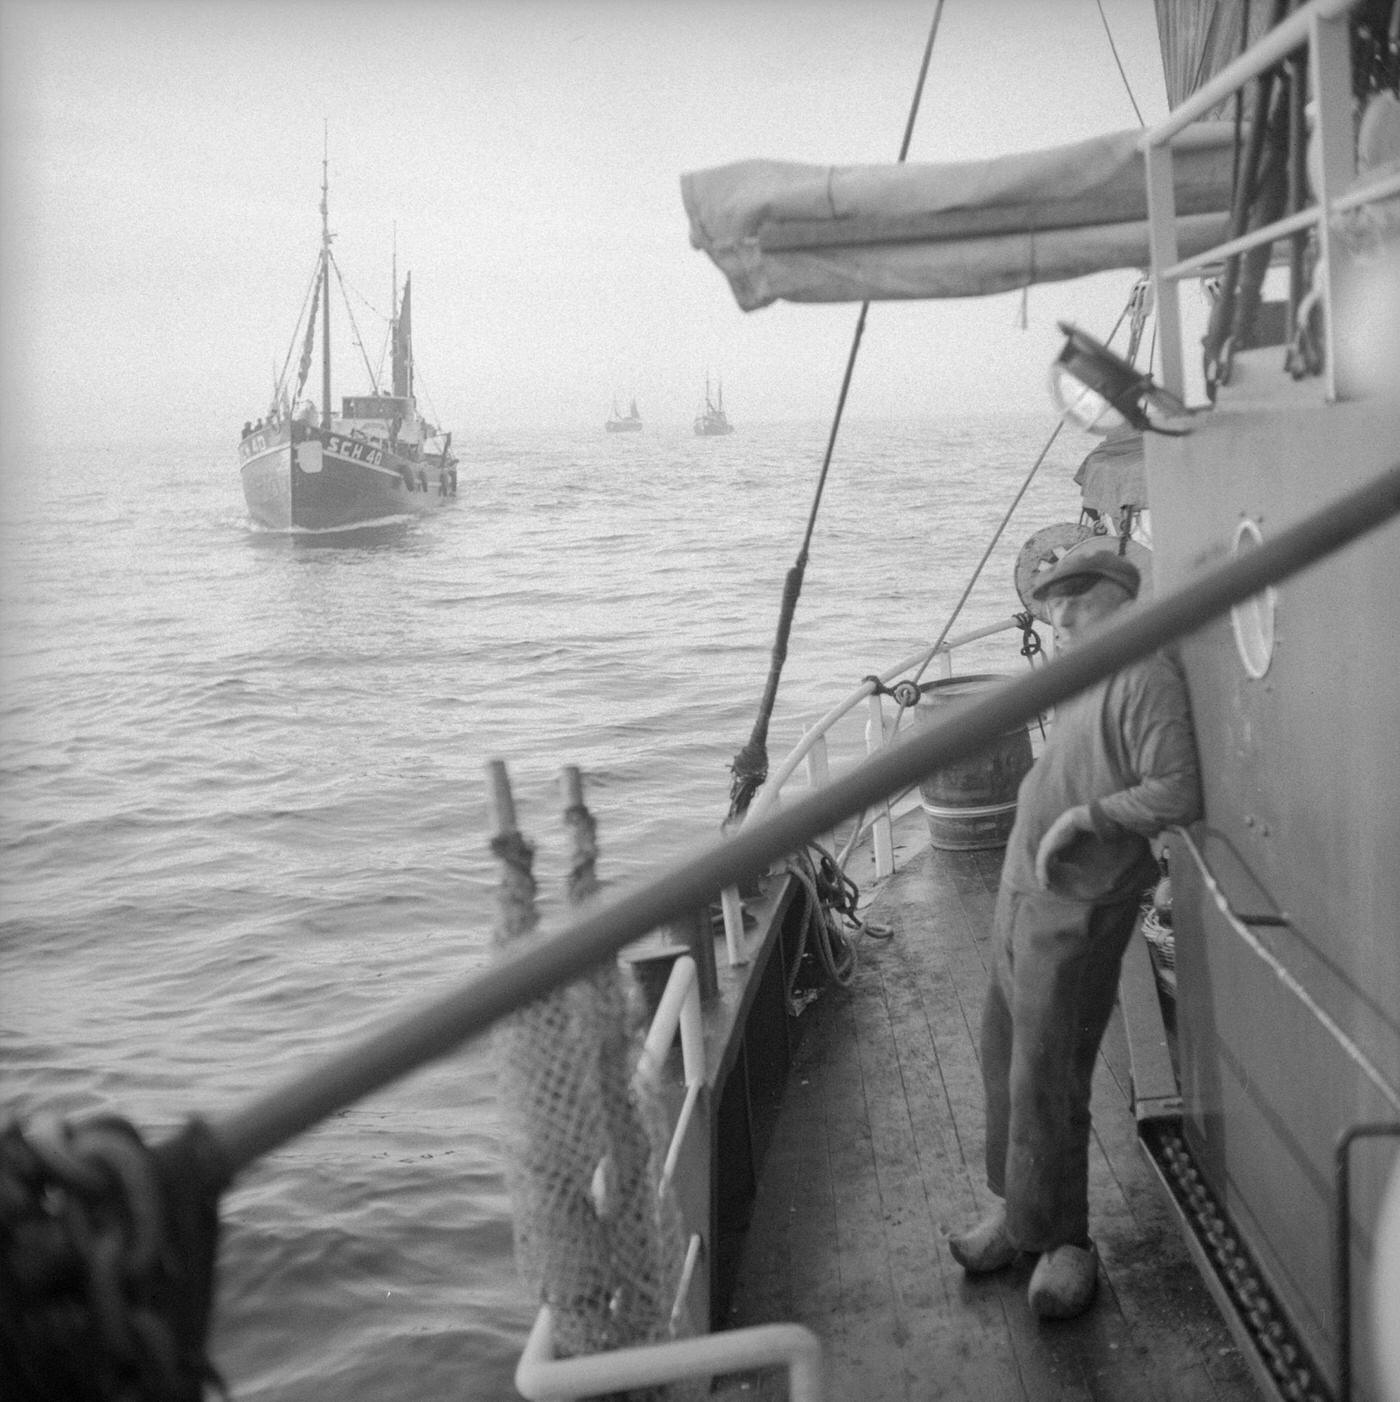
[668,905,718,1002]
[487,758,518,837]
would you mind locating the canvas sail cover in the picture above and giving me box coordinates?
[1074,428,1148,514]
[1154,0,1274,115]
[682,123,1237,310]
[392,274,413,399]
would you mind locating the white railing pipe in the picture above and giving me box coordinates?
[719,615,1025,965]
[864,691,894,878]
[516,1310,825,1402]
[742,615,1024,827]
[1143,0,1365,398]
[638,955,702,1085]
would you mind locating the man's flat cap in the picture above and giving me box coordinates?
[1031,548,1141,600]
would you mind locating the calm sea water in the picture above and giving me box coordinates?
[0,413,1087,1399]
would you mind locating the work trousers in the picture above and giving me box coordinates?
[980,884,1142,1252]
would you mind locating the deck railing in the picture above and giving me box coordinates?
[1143,0,1397,403]
[717,615,1030,964]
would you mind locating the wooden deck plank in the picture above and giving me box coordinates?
[722,836,1261,1401]
[849,949,1030,1399]
[877,854,1182,1402]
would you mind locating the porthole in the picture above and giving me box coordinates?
[1229,518,1276,679]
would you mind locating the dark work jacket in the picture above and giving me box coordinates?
[1000,646,1202,906]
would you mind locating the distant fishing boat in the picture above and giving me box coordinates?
[693,374,733,436]
[238,148,459,532]
[606,396,643,433]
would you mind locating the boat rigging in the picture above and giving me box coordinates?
[237,141,459,532]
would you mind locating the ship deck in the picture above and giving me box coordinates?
[719,833,1262,1401]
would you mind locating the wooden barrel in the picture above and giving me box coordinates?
[913,673,1033,851]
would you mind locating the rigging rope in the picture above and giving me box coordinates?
[1094,0,1146,127]
[908,293,1139,688]
[725,0,947,824]
[328,253,382,395]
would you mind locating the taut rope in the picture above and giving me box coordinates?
[726,0,947,823]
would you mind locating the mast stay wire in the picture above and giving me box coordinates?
[330,260,447,432]
[726,0,947,823]
[328,252,382,395]
[908,295,1137,689]
[1094,0,1148,128]
[905,0,1152,692]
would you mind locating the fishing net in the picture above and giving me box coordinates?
[491,804,700,1401]
[0,1114,225,1402]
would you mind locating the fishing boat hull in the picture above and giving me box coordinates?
[1144,360,1400,1401]
[606,419,643,433]
[238,420,451,532]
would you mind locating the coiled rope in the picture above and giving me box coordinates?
[0,1116,226,1402]
[780,840,899,1015]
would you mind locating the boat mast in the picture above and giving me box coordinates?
[320,125,331,430]
[390,223,397,398]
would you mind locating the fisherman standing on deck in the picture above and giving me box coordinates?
[948,550,1202,1320]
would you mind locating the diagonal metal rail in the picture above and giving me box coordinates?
[202,460,1400,1183]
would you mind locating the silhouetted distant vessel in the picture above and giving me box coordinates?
[606,396,643,433]
[693,375,733,436]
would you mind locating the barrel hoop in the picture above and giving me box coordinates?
[919,798,1019,820]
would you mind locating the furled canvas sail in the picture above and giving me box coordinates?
[682,123,1237,310]
[1154,0,1274,114]
[392,274,413,398]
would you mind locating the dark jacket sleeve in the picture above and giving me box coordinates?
[1088,651,1202,838]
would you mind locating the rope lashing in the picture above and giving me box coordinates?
[726,2,947,825]
[0,1115,227,1402]
[859,674,922,709]
[728,557,806,819]
[1014,613,1049,738]
[1014,612,1044,665]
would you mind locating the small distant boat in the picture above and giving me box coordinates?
[238,148,459,532]
[693,374,734,436]
[606,396,643,433]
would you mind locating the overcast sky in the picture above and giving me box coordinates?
[0,0,1174,442]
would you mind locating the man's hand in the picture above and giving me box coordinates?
[1035,805,1095,889]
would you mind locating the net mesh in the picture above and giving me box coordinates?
[491,804,699,1401]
